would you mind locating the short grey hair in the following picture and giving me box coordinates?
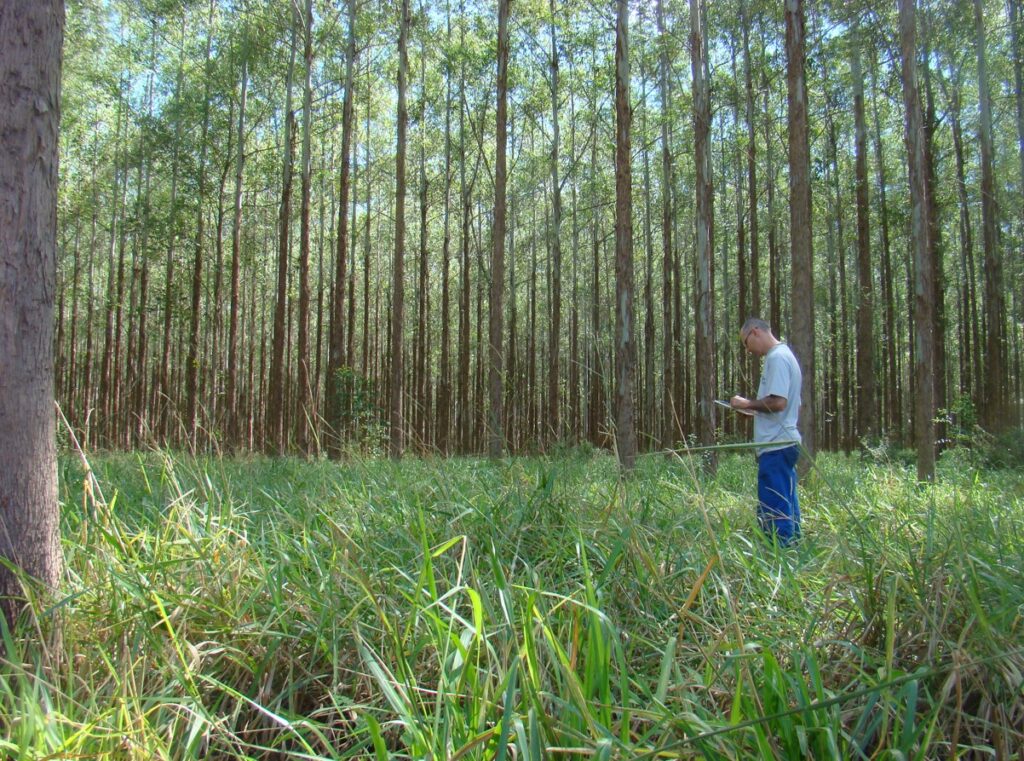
[741,317,770,336]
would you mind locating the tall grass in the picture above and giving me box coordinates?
[1,447,1021,758]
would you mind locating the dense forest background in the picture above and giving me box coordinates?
[55,0,1023,459]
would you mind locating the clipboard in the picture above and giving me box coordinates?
[715,399,758,417]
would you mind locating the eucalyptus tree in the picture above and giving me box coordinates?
[267,7,299,455]
[226,2,250,446]
[488,0,510,459]
[691,0,716,468]
[391,0,411,459]
[613,0,637,469]
[547,0,563,444]
[975,0,1007,431]
[0,0,65,633]
[185,0,218,443]
[851,26,877,443]
[657,0,676,448]
[326,0,358,457]
[785,0,815,465]
[900,0,935,482]
[294,0,315,454]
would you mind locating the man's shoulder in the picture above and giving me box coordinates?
[769,343,799,365]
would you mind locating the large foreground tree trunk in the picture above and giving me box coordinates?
[0,0,65,631]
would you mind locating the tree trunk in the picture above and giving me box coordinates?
[158,24,186,443]
[0,0,64,632]
[225,44,248,449]
[899,0,935,482]
[390,0,410,459]
[437,0,454,454]
[548,0,563,445]
[98,78,125,447]
[764,61,781,336]
[852,35,877,444]
[588,53,604,447]
[362,63,372,380]
[870,47,900,439]
[641,72,656,449]
[415,42,430,450]
[657,0,675,449]
[942,71,982,410]
[691,0,716,469]
[331,0,360,452]
[569,67,581,443]
[922,17,946,450]
[267,20,298,455]
[457,71,471,454]
[975,0,1007,431]
[785,0,814,464]
[489,0,510,458]
[186,0,216,444]
[295,0,315,454]
[327,0,357,457]
[742,1,760,322]
[614,0,638,467]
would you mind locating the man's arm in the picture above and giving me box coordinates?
[730,394,787,413]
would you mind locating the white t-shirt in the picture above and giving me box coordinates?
[753,343,802,453]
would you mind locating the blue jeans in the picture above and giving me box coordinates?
[757,446,801,545]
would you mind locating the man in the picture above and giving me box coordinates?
[730,317,802,545]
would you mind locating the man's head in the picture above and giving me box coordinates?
[739,317,777,356]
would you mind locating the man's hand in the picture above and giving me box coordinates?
[730,395,750,410]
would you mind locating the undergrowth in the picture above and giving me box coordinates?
[1,448,1021,758]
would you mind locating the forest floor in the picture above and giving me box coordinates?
[3,447,1023,758]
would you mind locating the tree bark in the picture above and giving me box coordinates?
[226,36,248,449]
[922,17,946,450]
[657,0,676,449]
[295,0,315,454]
[941,71,982,409]
[390,0,411,459]
[692,0,716,469]
[852,35,877,443]
[488,0,509,458]
[975,0,1007,431]
[547,0,563,444]
[415,38,430,450]
[437,0,454,454]
[785,0,814,464]
[158,22,186,442]
[870,47,900,439]
[267,19,298,454]
[186,0,216,444]
[614,0,638,468]
[327,0,357,457]
[899,0,935,482]
[0,0,65,631]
